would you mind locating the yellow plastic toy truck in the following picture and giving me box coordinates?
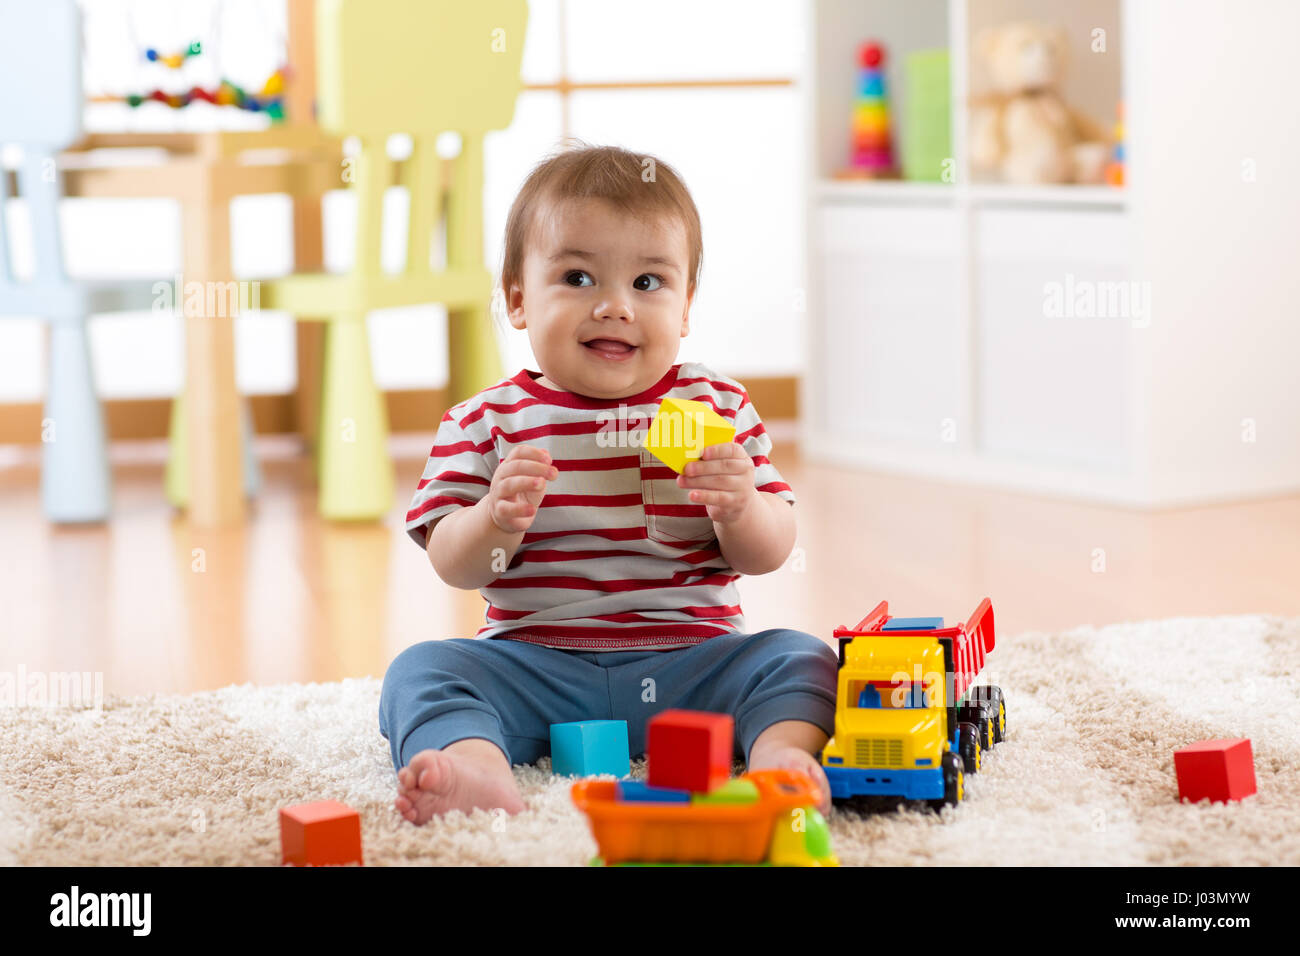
[820,598,1004,810]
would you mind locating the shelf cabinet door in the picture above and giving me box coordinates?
[975,208,1135,473]
[813,202,963,449]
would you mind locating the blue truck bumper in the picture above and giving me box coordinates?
[824,765,944,801]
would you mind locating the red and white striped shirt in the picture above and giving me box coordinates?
[405,362,796,651]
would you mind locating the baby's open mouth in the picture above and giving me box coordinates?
[583,339,637,356]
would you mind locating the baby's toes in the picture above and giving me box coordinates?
[411,751,454,795]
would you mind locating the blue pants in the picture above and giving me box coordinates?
[378,628,839,771]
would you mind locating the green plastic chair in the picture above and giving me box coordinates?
[255,0,527,520]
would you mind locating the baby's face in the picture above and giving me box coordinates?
[507,197,692,400]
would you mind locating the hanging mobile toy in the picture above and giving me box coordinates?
[114,0,288,122]
[145,40,202,69]
[124,67,288,120]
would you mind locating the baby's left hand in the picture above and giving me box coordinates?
[677,442,757,526]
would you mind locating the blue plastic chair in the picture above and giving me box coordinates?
[0,0,257,521]
[0,0,150,521]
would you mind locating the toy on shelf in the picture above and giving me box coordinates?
[279,800,364,866]
[1174,739,1256,804]
[1106,102,1125,186]
[902,48,952,182]
[840,41,898,179]
[647,709,734,792]
[550,720,631,777]
[969,22,1109,184]
[820,598,1004,811]
[644,397,736,474]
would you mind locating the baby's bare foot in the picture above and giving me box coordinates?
[748,744,832,816]
[394,740,526,824]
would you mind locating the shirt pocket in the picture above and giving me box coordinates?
[639,447,716,545]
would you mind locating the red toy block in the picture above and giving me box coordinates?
[280,800,364,866]
[647,709,734,793]
[1174,739,1256,804]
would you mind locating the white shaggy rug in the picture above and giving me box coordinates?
[2,615,1297,866]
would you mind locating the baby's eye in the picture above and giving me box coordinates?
[563,270,594,287]
[634,274,664,292]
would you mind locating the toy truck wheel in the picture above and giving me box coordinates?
[973,686,1006,743]
[959,722,982,774]
[929,752,963,811]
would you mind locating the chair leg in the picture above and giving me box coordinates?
[447,302,503,405]
[164,390,187,508]
[239,397,262,498]
[316,317,393,520]
[42,320,110,523]
[165,389,263,507]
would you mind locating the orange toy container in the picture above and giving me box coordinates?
[571,768,819,865]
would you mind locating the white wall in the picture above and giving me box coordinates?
[1129,0,1300,504]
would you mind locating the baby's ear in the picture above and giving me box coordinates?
[506,284,527,329]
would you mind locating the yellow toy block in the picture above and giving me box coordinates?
[645,397,736,473]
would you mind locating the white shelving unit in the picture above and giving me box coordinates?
[801,0,1300,509]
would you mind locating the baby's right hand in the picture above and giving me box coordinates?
[485,444,558,534]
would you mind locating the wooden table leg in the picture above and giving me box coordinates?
[182,168,244,527]
[288,0,325,460]
[293,196,325,460]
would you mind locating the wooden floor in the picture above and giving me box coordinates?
[3,433,1298,697]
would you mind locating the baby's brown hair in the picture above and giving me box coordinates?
[499,140,703,302]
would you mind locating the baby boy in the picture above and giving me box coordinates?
[379,143,838,822]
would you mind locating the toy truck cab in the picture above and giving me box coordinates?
[821,635,953,801]
[820,598,1004,811]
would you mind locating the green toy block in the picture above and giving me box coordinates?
[689,778,759,805]
[550,720,630,777]
[902,49,952,182]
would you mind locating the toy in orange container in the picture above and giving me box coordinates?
[572,768,837,866]
[573,706,837,865]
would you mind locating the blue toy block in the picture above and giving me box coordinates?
[615,779,691,803]
[882,617,944,631]
[550,720,630,777]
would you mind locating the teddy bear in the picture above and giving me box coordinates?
[969,21,1109,185]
